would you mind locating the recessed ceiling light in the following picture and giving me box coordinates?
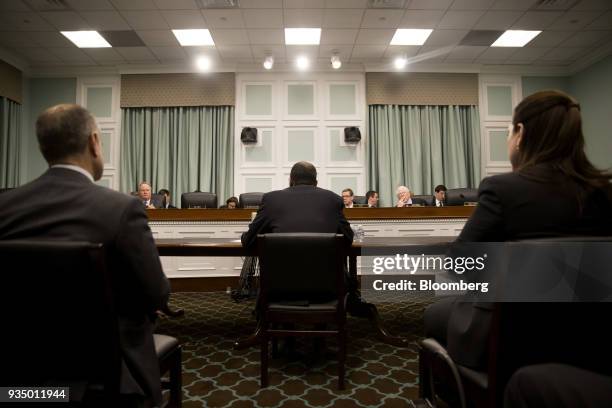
[394,56,407,70]
[172,29,215,46]
[285,28,321,45]
[296,56,310,70]
[390,29,433,46]
[331,55,342,69]
[491,30,541,47]
[263,56,274,70]
[196,56,211,71]
[60,31,111,48]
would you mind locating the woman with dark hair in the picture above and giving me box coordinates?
[424,90,612,371]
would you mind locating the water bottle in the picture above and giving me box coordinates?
[356,225,364,242]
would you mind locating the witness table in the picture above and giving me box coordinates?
[156,236,455,347]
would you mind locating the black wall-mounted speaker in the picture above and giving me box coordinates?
[241,127,258,144]
[344,127,361,143]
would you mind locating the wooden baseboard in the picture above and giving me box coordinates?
[169,277,240,292]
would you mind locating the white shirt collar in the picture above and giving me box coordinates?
[51,164,94,183]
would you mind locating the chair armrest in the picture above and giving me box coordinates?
[420,338,467,408]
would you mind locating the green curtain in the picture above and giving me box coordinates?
[367,105,481,207]
[0,96,21,188]
[120,105,234,207]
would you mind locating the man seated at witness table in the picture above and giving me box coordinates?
[423,91,612,401]
[241,161,367,316]
[341,188,354,208]
[432,184,447,207]
[158,188,176,209]
[138,181,162,209]
[0,104,170,407]
[366,190,379,207]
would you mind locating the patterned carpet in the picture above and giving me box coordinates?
[157,292,435,408]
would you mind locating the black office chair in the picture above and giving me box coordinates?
[419,237,612,408]
[445,188,478,206]
[257,233,348,389]
[0,240,182,407]
[181,192,217,209]
[239,192,264,208]
[412,194,433,206]
[0,187,14,194]
[353,195,367,205]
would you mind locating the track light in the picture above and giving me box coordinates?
[263,56,274,70]
[394,56,407,70]
[196,56,211,71]
[331,55,342,69]
[296,55,309,70]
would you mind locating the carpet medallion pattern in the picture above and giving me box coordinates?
[157,292,435,407]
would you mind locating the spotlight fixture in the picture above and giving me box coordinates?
[296,55,309,70]
[196,56,211,71]
[394,55,407,70]
[263,56,274,70]
[331,55,342,69]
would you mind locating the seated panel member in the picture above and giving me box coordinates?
[138,181,162,209]
[158,188,176,209]
[341,188,354,208]
[433,184,447,207]
[366,190,379,208]
[0,104,170,406]
[226,196,238,209]
[396,185,413,207]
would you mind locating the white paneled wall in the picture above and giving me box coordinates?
[235,73,366,196]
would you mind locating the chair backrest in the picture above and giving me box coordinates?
[181,192,217,208]
[445,188,478,206]
[0,240,120,393]
[353,195,367,205]
[239,192,264,208]
[412,195,433,206]
[257,233,346,304]
[151,193,164,206]
[0,187,13,194]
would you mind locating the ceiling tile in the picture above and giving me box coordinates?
[415,46,450,62]
[285,45,319,59]
[355,29,395,45]
[547,11,600,30]
[510,46,552,62]
[0,1,32,11]
[284,0,325,7]
[136,30,179,46]
[450,0,496,10]
[539,47,588,61]
[39,11,91,30]
[445,45,487,59]
[320,29,358,44]
[26,0,72,11]
[201,9,246,28]
[586,11,612,29]
[407,0,452,10]
[110,0,157,10]
[284,9,324,27]
[149,46,187,59]
[84,47,126,62]
[424,29,468,46]
[490,0,537,11]
[242,9,283,28]
[473,10,522,30]
[318,44,353,57]
[65,0,115,10]
[247,29,284,44]
[153,0,198,9]
[181,45,219,58]
[323,9,364,29]
[17,47,62,62]
[437,10,484,29]
[250,44,286,59]
[80,11,131,30]
[325,0,367,7]
[361,10,404,29]
[114,47,155,61]
[350,45,386,59]
[210,29,250,45]
[27,31,75,47]
[511,11,563,29]
[0,32,38,47]
[48,47,96,62]
[240,0,283,7]
[121,11,169,30]
[562,30,612,47]
[400,10,445,28]
[384,45,420,57]
[476,46,518,61]
[572,0,612,11]
[161,10,207,29]
[526,30,573,47]
[100,30,145,46]
[0,12,56,31]
[217,45,253,58]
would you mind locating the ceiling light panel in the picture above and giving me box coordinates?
[390,29,433,45]
[172,29,215,46]
[492,30,541,47]
[61,31,111,48]
[285,28,321,45]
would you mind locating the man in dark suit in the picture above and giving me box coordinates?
[158,188,177,209]
[0,104,170,406]
[432,184,447,207]
[138,181,163,209]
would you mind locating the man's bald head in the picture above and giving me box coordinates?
[290,161,317,186]
[36,104,97,164]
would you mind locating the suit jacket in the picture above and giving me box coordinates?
[143,194,164,209]
[241,184,353,251]
[0,168,170,404]
[445,165,612,369]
